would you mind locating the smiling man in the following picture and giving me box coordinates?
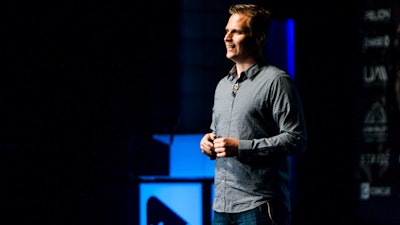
[199,4,307,225]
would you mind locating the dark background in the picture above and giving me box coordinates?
[1,0,393,225]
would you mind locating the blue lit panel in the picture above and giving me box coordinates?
[153,134,215,178]
[267,19,295,79]
[286,19,295,78]
[140,182,203,225]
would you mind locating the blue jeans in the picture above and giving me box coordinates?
[211,201,290,225]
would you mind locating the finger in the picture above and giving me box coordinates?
[210,133,217,140]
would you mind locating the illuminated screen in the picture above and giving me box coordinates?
[153,134,215,178]
[139,182,203,225]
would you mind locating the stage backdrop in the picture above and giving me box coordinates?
[353,1,400,224]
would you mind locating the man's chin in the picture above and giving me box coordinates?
[226,53,235,60]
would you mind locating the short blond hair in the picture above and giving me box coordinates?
[228,4,271,38]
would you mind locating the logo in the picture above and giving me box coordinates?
[360,182,371,200]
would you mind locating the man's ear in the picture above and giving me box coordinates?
[256,32,266,46]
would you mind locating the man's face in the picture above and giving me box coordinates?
[224,14,257,64]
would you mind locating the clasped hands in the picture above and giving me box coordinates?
[200,133,239,158]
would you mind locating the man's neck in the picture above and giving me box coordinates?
[235,62,255,77]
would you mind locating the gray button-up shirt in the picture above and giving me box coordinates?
[211,62,307,213]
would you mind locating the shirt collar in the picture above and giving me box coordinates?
[227,62,266,82]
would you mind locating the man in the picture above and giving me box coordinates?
[199,4,307,225]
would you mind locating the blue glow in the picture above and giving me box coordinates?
[139,183,203,225]
[287,19,295,79]
[153,134,215,178]
[284,19,297,198]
